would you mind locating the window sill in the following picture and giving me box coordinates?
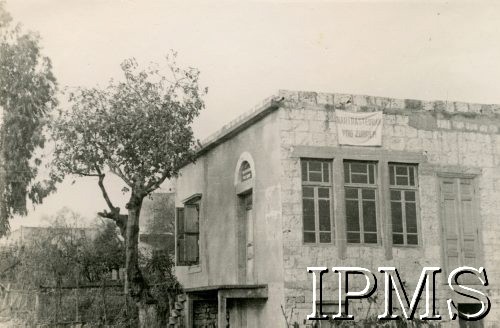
[392,244,420,248]
[303,243,335,247]
[346,243,382,248]
[188,265,202,274]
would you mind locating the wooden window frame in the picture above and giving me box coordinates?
[301,159,334,245]
[240,161,252,182]
[176,195,202,266]
[293,145,427,260]
[389,164,421,247]
[344,161,380,245]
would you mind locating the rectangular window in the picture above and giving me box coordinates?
[344,161,378,244]
[389,164,419,246]
[301,159,333,244]
[176,199,200,266]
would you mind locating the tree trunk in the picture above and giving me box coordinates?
[124,192,146,327]
[0,127,8,237]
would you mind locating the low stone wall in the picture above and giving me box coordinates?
[193,300,217,328]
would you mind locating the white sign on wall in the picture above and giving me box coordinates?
[335,111,383,146]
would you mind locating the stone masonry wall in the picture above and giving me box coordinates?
[277,90,500,327]
[193,300,218,328]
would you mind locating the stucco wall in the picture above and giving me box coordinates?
[277,90,500,327]
[174,110,285,326]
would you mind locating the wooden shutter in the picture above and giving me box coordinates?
[184,204,199,233]
[176,208,186,265]
[459,179,478,267]
[184,204,199,263]
[441,178,460,272]
[440,177,479,275]
[185,235,199,263]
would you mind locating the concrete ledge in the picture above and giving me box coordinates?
[184,284,268,296]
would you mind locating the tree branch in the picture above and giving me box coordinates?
[97,211,128,237]
[72,170,101,177]
[95,168,113,208]
[144,170,170,194]
[95,166,127,237]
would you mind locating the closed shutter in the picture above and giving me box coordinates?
[441,179,460,272]
[440,177,479,277]
[185,204,199,233]
[184,204,199,263]
[459,179,478,267]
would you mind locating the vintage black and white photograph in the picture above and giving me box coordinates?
[0,1,499,327]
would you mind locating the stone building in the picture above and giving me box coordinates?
[171,90,500,327]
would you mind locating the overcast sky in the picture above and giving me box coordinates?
[5,0,500,229]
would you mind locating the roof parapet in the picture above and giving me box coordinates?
[190,89,500,161]
[277,89,500,116]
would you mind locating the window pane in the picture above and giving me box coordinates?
[362,200,377,232]
[362,189,375,200]
[364,233,377,244]
[347,232,360,243]
[346,200,360,232]
[405,191,415,201]
[318,188,330,198]
[391,201,403,233]
[406,202,417,233]
[304,232,316,243]
[344,162,350,183]
[323,163,330,183]
[390,190,401,200]
[396,176,409,186]
[389,166,395,185]
[301,161,308,181]
[303,187,314,198]
[241,161,252,181]
[309,161,322,172]
[409,167,415,186]
[407,234,418,245]
[396,166,407,175]
[351,163,367,173]
[368,164,375,184]
[320,232,331,243]
[301,159,333,245]
[351,173,368,184]
[393,234,404,245]
[309,171,322,182]
[303,198,315,231]
[318,199,331,231]
[345,188,358,199]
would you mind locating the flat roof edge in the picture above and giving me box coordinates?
[184,89,500,167]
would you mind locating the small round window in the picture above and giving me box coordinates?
[240,161,252,182]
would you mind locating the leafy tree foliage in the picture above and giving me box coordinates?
[0,208,124,287]
[0,2,58,236]
[0,209,182,326]
[51,53,206,324]
[79,219,125,283]
[142,250,181,327]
